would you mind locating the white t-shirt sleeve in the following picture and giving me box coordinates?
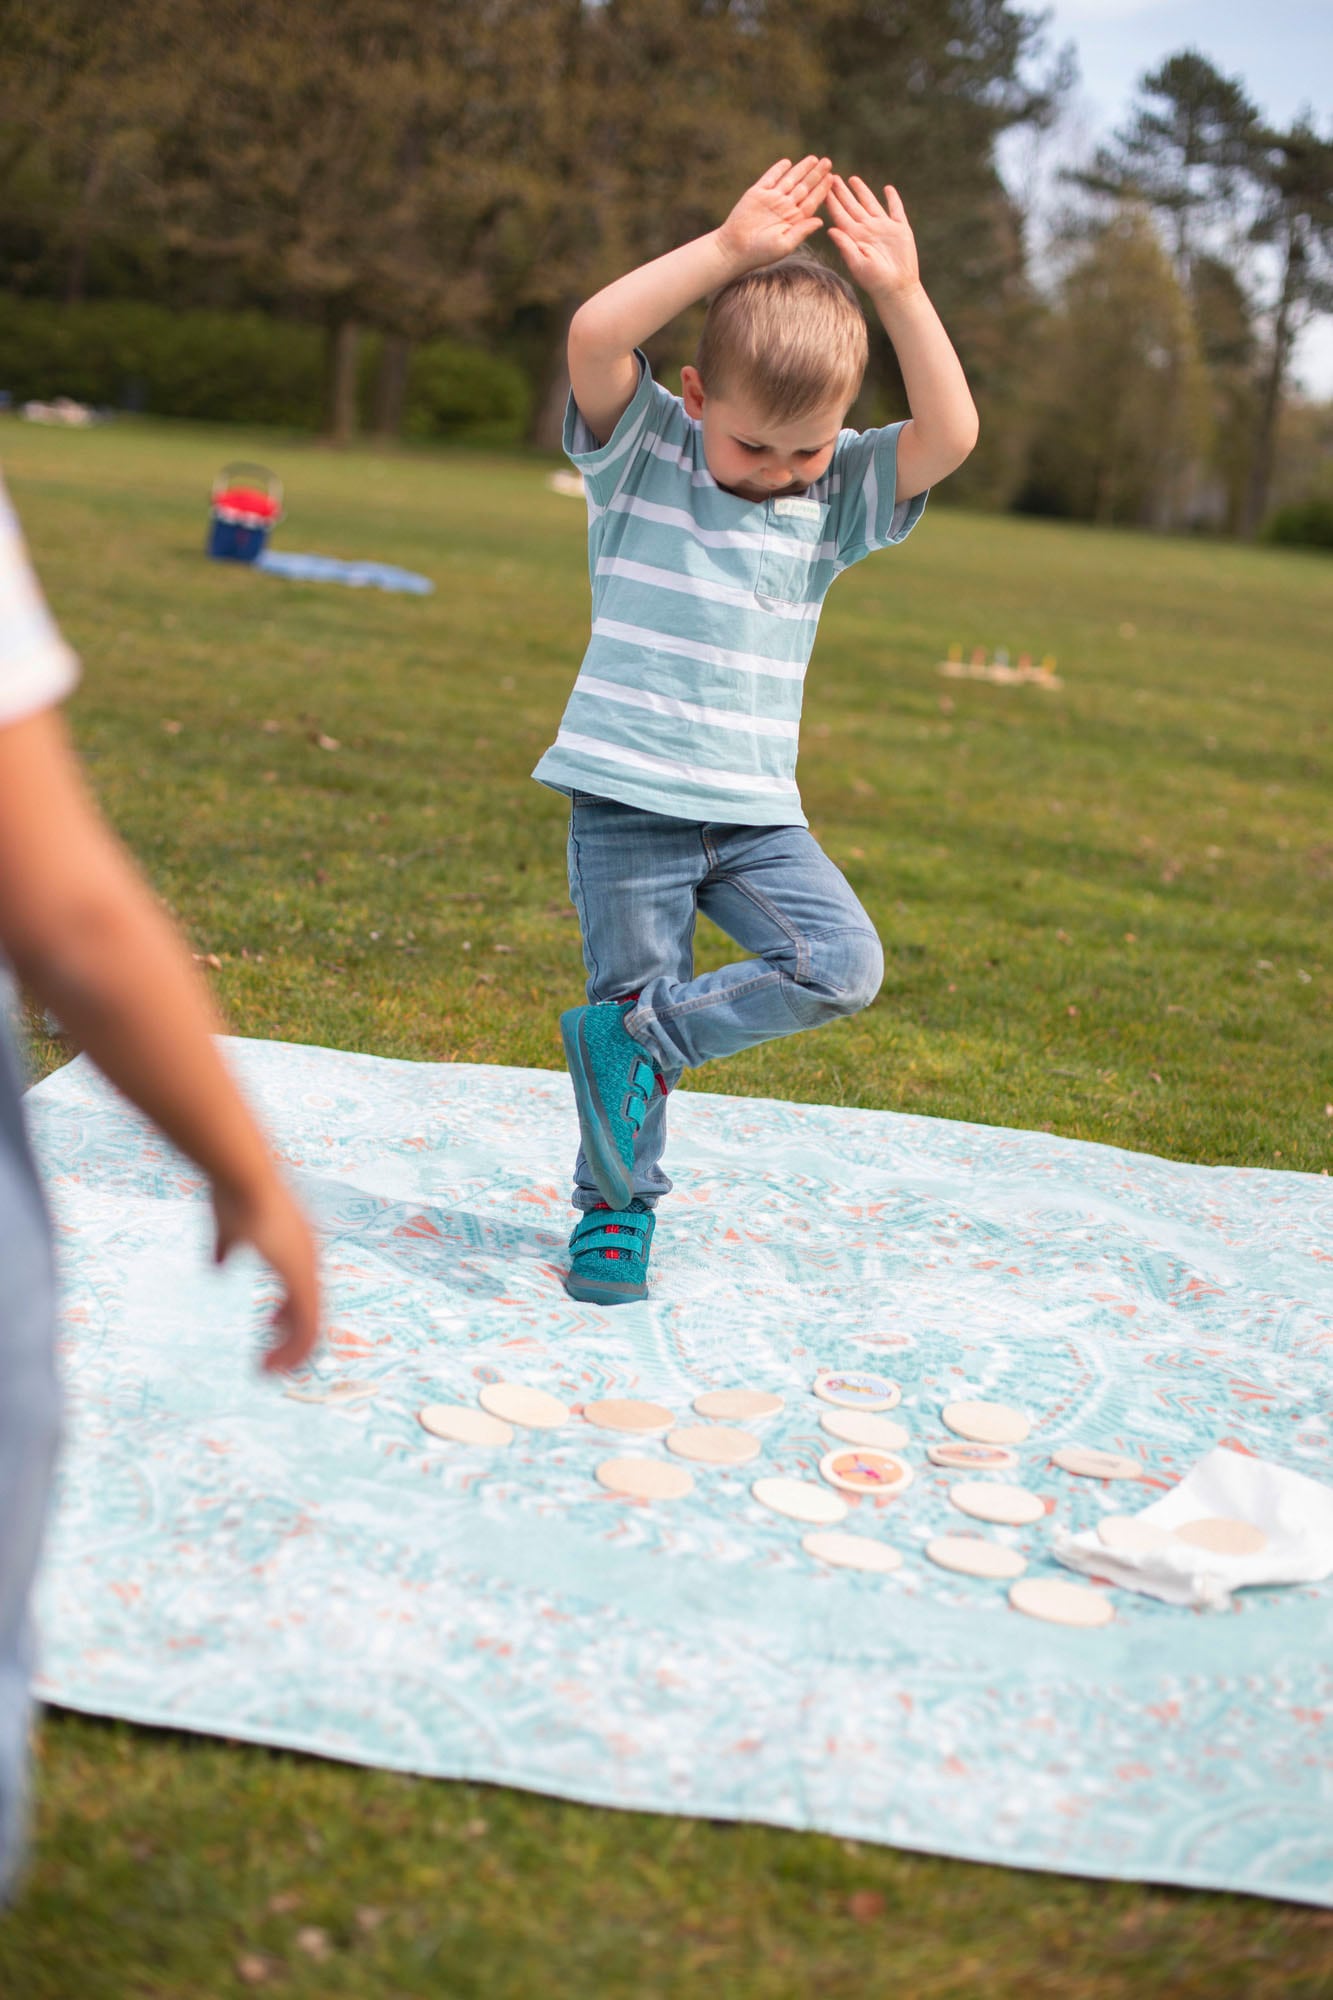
[830,421,928,570]
[563,351,683,515]
[0,475,79,729]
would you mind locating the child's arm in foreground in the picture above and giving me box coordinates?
[825,174,979,501]
[567,155,832,444]
[0,706,319,1372]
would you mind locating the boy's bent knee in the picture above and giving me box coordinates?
[790,928,884,1021]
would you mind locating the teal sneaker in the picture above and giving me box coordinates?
[560,1001,663,1210]
[564,1201,656,1305]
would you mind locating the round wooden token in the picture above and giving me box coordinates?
[665,1425,761,1466]
[941,1400,1030,1445]
[583,1398,674,1434]
[1051,1445,1143,1480]
[949,1481,1045,1527]
[1173,1516,1268,1557]
[802,1531,903,1574]
[818,1447,913,1497]
[1009,1577,1114,1627]
[595,1457,693,1501]
[820,1408,909,1450]
[479,1382,569,1430]
[419,1404,513,1447]
[813,1370,901,1412]
[1098,1513,1173,1557]
[752,1477,848,1525]
[926,1536,1026,1580]
[693,1389,783,1422]
[927,1440,1019,1473]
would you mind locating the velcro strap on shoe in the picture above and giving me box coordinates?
[571,1209,650,1251]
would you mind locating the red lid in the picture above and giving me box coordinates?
[214,486,280,519]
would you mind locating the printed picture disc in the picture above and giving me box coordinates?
[818,1448,913,1497]
[927,1441,1019,1473]
[813,1370,901,1412]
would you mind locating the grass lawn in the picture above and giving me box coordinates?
[1,414,1330,1998]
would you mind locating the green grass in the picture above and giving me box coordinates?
[2,414,1331,1997]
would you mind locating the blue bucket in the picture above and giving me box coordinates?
[207,462,283,564]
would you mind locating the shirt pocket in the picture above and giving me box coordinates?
[755,501,828,608]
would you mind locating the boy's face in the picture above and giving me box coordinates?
[680,366,847,503]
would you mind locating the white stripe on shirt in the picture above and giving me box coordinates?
[574,674,800,739]
[590,618,809,682]
[554,729,800,797]
[595,556,821,623]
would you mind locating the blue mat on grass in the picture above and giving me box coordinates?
[256,551,434,594]
[25,1038,1333,1905]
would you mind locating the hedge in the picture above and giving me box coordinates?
[1264,496,1333,552]
[0,296,531,441]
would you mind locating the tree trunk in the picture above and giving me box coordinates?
[65,145,109,307]
[372,333,413,440]
[1240,242,1298,540]
[325,318,361,443]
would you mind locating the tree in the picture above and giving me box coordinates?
[1240,118,1333,537]
[1074,51,1261,284]
[1017,208,1212,528]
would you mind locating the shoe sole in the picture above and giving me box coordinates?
[563,1271,648,1306]
[560,1007,635,1209]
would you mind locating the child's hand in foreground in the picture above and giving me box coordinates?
[213,1171,321,1373]
[716,155,832,271]
[825,174,920,297]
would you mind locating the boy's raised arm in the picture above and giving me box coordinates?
[825,174,979,501]
[567,156,832,446]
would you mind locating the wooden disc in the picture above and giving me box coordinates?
[1009,1577,1114,1627]
[418,1404,513,1447]
[813,1370,901,1412]
[693,1389,783,1421]
[942,1401,1030,1445]
[927,1440,1019,1473]
[479,1382,569,1429]
[1098,1513,1172,1557]
[1051,1445,1143,1481]
[818,1448,913,1497]
[752,1477,848,1525]
[1173,1516,1268,1557]
[802,1531,903,1574]
[666,1425,761,1466]
[820,1408,909,1450]
[583,1398,674,1434]
[594,1457,693,1500]
[926,1536,1026,1580]
[949,1482,1045,1527]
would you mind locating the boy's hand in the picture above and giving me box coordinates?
[716,156,831,271]
[213,1171,321,1374]
[825,174,920,298]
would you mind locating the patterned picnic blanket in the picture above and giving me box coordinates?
[25,1038,1333,1905]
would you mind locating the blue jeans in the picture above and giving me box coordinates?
[0,1011,61,1899]
[566,794,883,1212]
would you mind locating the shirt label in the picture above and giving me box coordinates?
[771,496,823,522]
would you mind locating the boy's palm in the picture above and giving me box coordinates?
[825,175,920,294]
[719,156,831,268]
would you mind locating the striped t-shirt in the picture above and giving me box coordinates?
[532,352,926,826]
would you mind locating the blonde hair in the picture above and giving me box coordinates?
[696,257,867,423]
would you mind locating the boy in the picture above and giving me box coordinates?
[0,477,320,1895]
[533,157,978,1304]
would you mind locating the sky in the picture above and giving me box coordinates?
[1002,0,1333,394]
